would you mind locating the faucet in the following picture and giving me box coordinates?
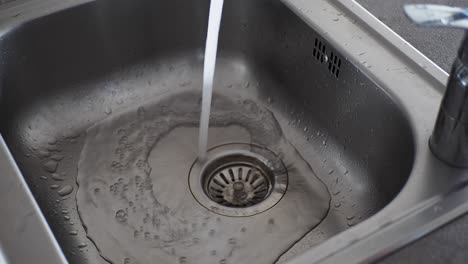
[405,4,468,167]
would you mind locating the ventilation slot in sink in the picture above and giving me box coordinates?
[313,38,327,63]
[328,52,342,78]
[313,38,342,78]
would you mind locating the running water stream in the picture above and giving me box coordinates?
[198,0,224,160]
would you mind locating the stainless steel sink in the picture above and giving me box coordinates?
[0,0,467,263]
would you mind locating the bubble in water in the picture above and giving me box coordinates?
[115,209,128,224]
[43,161,58,173]
[57,185,73,196]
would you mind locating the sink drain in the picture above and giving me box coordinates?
[189,143,288,217]
[204,155,273,207]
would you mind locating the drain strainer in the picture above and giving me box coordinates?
[205,155,273,207]
[189,143,288,217]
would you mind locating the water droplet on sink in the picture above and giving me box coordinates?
[38,150,50,158]
[104,107,112,115]
[40,176,48,180]
[137,107,146,117]
[69,230,78,236]
[50,184,59,190]
[346,215,355,220]
[334,201,342,208]
[209,229,215,237]
[78,242,87,248]
[344,169,349,175]
[50,154,64,161]
[332,189,341,195]
[51,173,65,181]
[328,169,334,175]
[179,256,187,264]
[228,238,237,245]
[347,218,357,227]
[64,215,70,221]
[43,161,58,173]
[57,185,73,196]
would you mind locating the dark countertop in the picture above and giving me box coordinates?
[356,1,467,263]
[380,213,468,263]
[357,0,465,73]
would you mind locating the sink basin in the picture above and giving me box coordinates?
[0,0,427,263]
